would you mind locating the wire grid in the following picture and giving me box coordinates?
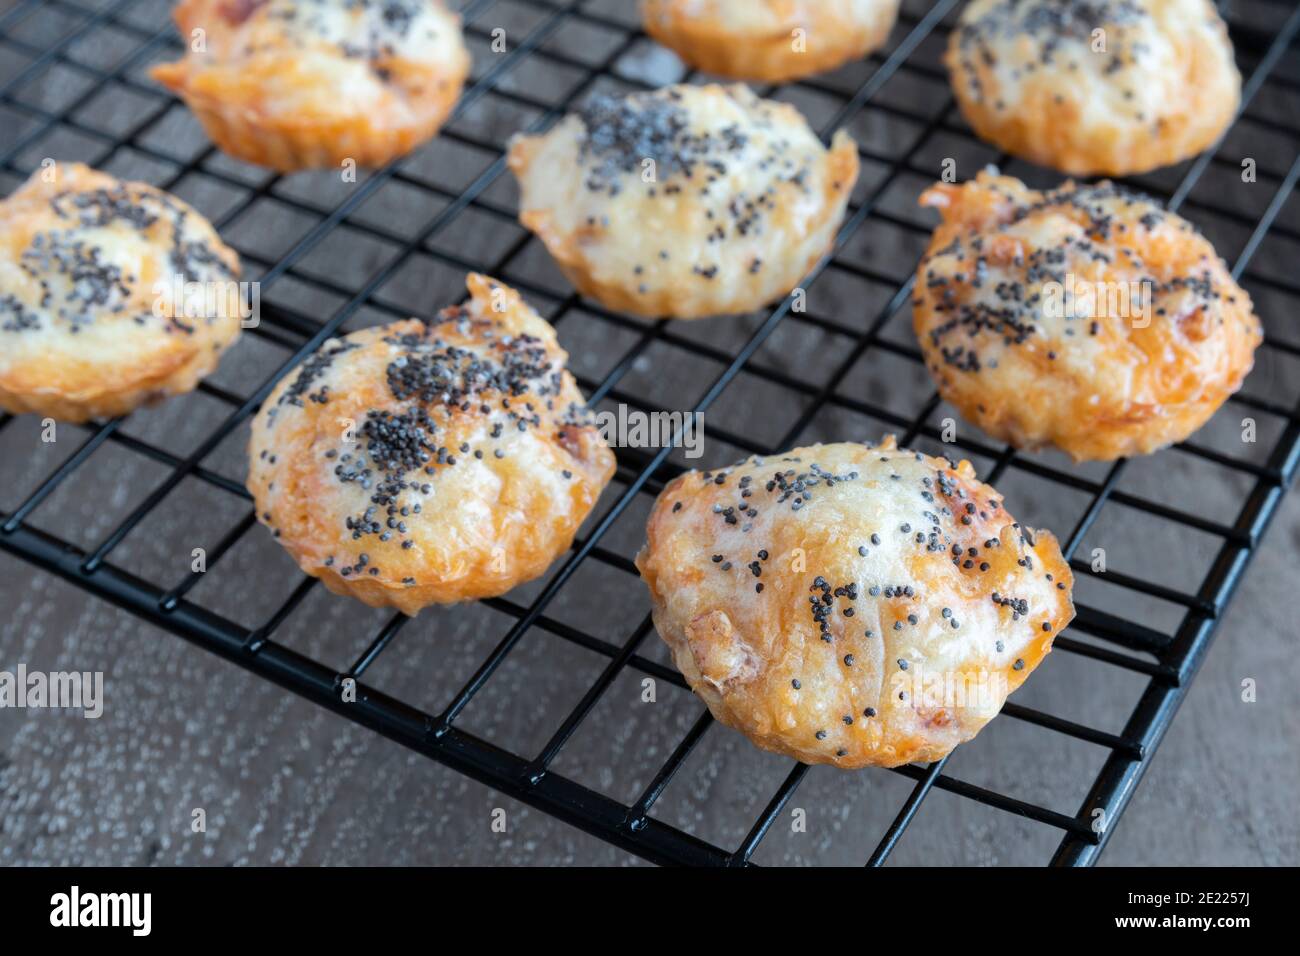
[1,0,1299,866]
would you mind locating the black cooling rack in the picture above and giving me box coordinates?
[2,0,1299,866]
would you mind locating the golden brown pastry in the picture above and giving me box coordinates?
[507,83,858,320]
[247,274,616,614]
[151,0,470,171]
[0,163,242,423]
[636,437,1074,769]
[913,171,1261,462]
[641,0,900,83]
[946,0,1241,176]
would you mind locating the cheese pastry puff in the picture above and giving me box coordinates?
[946,0,1241,176]
[913,171,1261,462]
[508,84,859,319]
[636,437,1075,768]
[151,0,470,171]
[247,275,617,614]
[641,0,900,83]
[0,163,242,423]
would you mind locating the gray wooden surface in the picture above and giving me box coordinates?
[1,0,1298,865]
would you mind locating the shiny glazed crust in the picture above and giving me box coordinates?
[0,163,242,423]
[636,437,1075,768]
[912,172,1262,462]
[507,83,859,320]
[150,0,470,171]
[247,274,617,614]
[946,0,1241,176]
[640,0,900,82]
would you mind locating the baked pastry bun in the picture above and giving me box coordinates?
[641,0,900,83]
[151,0,470,171]
[0,162,242,423]
[247,274,616,614]
[946,0,1241,176]
[913,171,1262,462]
[507,84,859,320]
[636,437,1074,769]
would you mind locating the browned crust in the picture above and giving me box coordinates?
[508,121,859,320]
[150,0,470,171]
[635,438,1075,768]
[911,174,1262,461]
[246,274,617,614]
[0,163,242,423]
[642,0,898,82]
[943,6,1240,176]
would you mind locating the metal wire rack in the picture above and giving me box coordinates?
[2,0,1299,866]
